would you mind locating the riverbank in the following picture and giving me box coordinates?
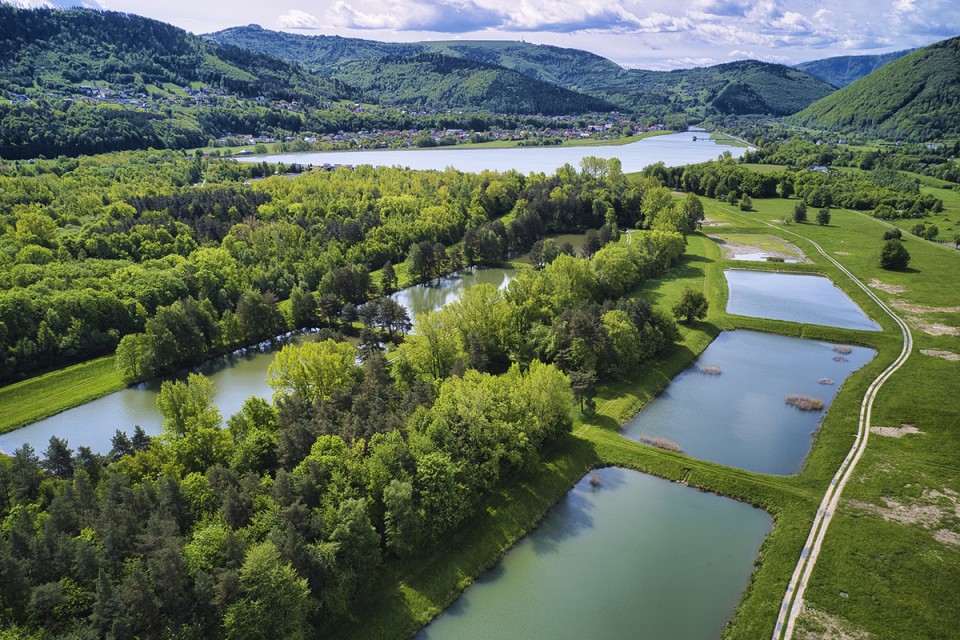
[0,357,124,435]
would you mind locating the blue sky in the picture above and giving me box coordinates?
[7,0,960,69]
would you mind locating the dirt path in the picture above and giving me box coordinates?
[709,203,913,640]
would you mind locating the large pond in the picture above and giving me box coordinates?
[0,267,511,456]
[416,467,771,640]
[725,270,881,331]
[622,330,875,475]
[235,132,745,174]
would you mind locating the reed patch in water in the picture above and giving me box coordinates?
[639,435,683,453]
[785,395,824,411]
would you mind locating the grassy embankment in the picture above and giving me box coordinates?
[0,357,124,435]
[334,187,959,639]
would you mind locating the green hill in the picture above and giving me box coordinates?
[331,53,616,115]
[207,26,834,117]
[794,49,913,88]
[791,36,960,140]
[0,7,354,158]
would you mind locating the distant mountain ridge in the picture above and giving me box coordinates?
[207,25,835,117]
[794,49,914,88]
[791,36,960,141]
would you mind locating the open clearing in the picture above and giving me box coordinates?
[708,232,809,262]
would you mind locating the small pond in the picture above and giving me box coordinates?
[725,270,881,331]
[392,265,514,330]
[622,330,875,475]
[416,467,771,640]
[0,267,511,455]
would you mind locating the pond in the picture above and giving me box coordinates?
[725,270,881,331]
[392,265,514,330]
[416,467,771,640]
[235,132,746,174]
[0,267,511,456]
[621,330,876,475]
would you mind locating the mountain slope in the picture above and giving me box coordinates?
[208,26,834,117]
[794,49,913,88]
[791,36,960,140]
[0,8,345,103]
[332,53,616,114]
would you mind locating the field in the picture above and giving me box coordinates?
[0,356,125,435]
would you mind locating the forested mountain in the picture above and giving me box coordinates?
[791,36,960,141]
[207,26,835,117]
[330,53,617,115]
[794,49,913,88]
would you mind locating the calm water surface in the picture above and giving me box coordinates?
[0,268,509,455]
[237,132,745,174]
[725,270,881,331]
[622,330,875,475]
[416,467,771,640]
[392,266,514,330]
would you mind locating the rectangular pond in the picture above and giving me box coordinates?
[622,330,875,475]
[725,270,881,331]
[415,467,771,640]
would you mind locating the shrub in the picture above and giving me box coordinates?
[882,228,902,240]
[793,200,808,223]
[879,239,910,270]
[816,207,831,226]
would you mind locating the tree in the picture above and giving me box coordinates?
[672,287,708,323]
[267,339,360,404]
[41,436,74,476]
[380,260,398,294]
[879,239,910,270]
[739,194,752,211]
[568,369,597,413]
[383,480,422,559]
[793,200,807,223]
[223,541,311,640]
[816,207,831,226]
[680,192,705,231]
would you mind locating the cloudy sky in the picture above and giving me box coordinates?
[8,0,960,69]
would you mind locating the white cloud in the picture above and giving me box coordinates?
[277,9,324,30]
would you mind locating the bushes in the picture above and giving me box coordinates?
[879,239,911,270]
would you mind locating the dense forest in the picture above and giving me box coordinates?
[0,146,703,637]
[0,149,685,385]
[209,26,836,118]
[791,36,960,141]
[793,49,913,88]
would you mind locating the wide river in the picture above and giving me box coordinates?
[236,132,746,174]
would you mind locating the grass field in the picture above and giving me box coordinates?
[0,356,125,435]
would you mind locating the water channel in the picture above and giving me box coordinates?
[416,467,771,640]
[0,266,514,455]
[236,132,746,174]
[725,269,881,331]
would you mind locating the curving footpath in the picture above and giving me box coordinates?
[751,220,914,640]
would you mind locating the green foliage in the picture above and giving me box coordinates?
[671,287,708,323]
[793,200,808,223]
[209,25,834,118]
[816,207,831,225]
[791,36,960,140]
[794,49,913,88]
[879,238,910,270]
[266,339,361,404]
